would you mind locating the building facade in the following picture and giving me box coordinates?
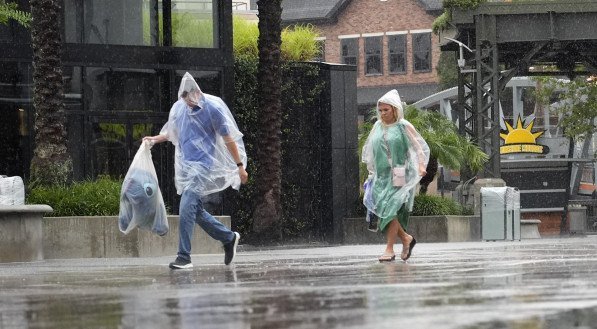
[0,0,234,212]
[281,0,443,112]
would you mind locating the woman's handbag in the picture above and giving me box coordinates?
[392,166,406,187]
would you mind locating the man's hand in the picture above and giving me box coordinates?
[143,135,167,145]
[239,167,249,184]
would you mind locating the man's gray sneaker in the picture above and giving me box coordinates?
[169,256,193,269]
[223,232,240,265]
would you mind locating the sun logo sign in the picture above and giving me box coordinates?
[499,115,548,155]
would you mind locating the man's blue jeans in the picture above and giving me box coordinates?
[178,189,234,261]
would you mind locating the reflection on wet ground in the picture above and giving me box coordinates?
[1,237,597,328]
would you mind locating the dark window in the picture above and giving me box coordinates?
[341,38,358,67]
[314,39,325,62]
[364,36,382,75]
[388,34,406,74]
[412,32,431,72]
[250,0,258,10]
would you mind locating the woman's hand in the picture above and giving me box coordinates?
[419,163,427,177]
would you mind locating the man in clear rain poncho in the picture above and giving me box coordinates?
[362,89,430,262]
[144,72,248,269]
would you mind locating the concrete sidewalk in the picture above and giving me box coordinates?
[1,237,597,328]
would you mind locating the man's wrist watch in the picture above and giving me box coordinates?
[236,162,243,167]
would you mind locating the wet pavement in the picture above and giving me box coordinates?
[1,237,597,329]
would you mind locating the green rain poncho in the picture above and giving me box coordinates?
[362,90,430,232]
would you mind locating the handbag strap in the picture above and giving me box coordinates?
[382,127,394,167]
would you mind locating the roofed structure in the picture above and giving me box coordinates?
[281,0,442,25]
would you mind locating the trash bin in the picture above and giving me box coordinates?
[480,186,521,241]
[568,204,587,234]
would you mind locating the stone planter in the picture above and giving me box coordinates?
[343,215,480,244]
[0,205,52,262]
[43,215,230,259]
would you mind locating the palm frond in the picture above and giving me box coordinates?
[0,2,31,27]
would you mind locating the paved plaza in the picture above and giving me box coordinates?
[1,236,597,328]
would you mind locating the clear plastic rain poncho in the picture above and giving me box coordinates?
[362,89,430,230]
[160,72,247,196]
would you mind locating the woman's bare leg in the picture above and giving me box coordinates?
[380,219,399,259]
[396,222,414,260]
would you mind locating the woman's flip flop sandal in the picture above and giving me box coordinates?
[402,238,417,261]
[378,254,396,262]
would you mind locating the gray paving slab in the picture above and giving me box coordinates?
[1,237,597,329]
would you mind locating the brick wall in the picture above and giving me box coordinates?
[315,0,441,89]
[523,212,564,236]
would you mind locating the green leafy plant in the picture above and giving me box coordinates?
[233,16,259,59]
[433,0,486,34]
[27,177,122,216]
[533,76,597,141]
[433,0,558,34]
[232,58,324,241]
[280,24,321,61]
[233,16,320,61]
[142,10,214,47]
[412,194,470,216]
[0,0,31,27]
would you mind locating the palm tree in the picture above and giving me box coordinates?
[29,0,72,186]
[252,0,283,242]
[404,106,487,194]
[0,0,30,27]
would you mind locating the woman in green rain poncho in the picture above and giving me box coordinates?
[362,89,430,262]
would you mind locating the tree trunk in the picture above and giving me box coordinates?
[29,0,72,187]
[419,156,438,194]
[252,0,282,242]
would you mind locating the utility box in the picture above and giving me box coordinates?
[568,205,587,234]
[480,187,521,241]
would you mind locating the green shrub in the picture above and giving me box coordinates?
[233,16,259,59]
[412,194,468,216]
[233,16,320,61]
[281,24,321,61]
[27,177,122,217]
[231,57,324,240]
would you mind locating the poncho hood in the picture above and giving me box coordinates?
[377,89,404,122]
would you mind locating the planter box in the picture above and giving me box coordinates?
[43,215,230,259]
[0,205,52,262]
[343,215,480,244]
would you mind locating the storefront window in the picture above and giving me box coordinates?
[64,0,157,46]
[170,0,218,48]
[84,67,160,112]
[63,0,218,48]
[175,70,221,96]
[0,62,32,178]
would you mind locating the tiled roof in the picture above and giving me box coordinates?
[417,0,443,12]
[281,0,443,24]
[281,0,352,24]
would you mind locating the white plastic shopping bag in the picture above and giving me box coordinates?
[0,175,25,205]
[118,140,169,236]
